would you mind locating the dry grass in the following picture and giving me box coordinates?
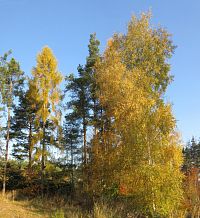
[0,193,192,218]
[0,194,120,218]
[0,195,47,218]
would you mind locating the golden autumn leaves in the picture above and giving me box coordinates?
[16,12,183,216]
[91,13,183,216]
[32,47,63,124]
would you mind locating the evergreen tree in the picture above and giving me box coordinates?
[63,113,82,187]
[10,80,41,170]
[191,137,200,168]
[183,137,200,170]
[0,51,24,195]
[65,33,101,165]
[65,66,90,166]
[85,33,101,135]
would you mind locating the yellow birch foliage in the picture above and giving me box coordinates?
[93,12,183,216]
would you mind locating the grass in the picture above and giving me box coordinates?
[1,192,197,218]
[0,193,120,218]
[0,195,46,218]
[0,199,117,218]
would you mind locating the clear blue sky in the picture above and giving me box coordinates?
[0,0,200,143]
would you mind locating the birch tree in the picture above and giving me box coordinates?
[94,12,183,216]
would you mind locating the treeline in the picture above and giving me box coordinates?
[0,12,198,217]
[183,137,200,212]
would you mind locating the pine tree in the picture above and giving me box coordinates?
[65,34,101,192]
[191,137,200,168]
[66,33,101,160]
[65,66,90,166]
[0,52,24,195]
[183,137,200,169]
[10,80,41,170]
[85,33,101,135]
[63,113,82,187]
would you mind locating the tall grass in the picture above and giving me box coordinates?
[1,192,200,217]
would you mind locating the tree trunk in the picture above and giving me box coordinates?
[28,120,33,171]
[70,139,74,187]
[2,79,12,196]
[2,106,11,196]
[41,122,46,197]
[93,99,98,136]
[83,118,87,165]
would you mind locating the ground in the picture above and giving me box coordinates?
[0,197,47,218]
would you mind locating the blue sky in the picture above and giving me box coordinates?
[0,0,200,143]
